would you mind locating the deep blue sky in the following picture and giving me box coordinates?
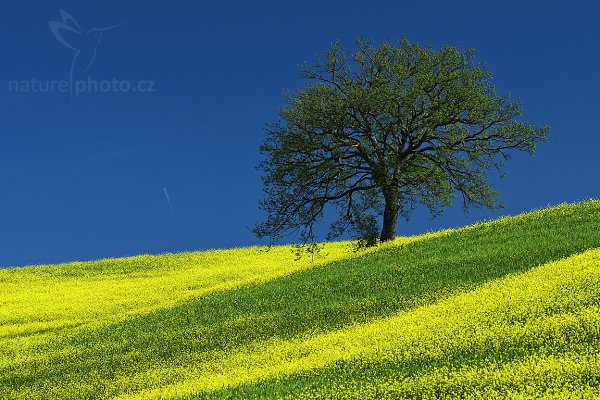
[1,0,598,267]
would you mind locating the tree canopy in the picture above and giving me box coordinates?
[254,38,549,246]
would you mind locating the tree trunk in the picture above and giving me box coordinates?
[380,199,399,242]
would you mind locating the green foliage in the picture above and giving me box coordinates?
[0,201,599,399]
[255,37,549,244]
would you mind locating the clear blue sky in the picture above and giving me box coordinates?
[1,0,598,267]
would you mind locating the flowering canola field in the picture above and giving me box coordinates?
[1,201,600,399]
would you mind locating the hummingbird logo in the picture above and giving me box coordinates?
[49,9,123,94]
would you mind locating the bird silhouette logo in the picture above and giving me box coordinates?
[49,9,123,92]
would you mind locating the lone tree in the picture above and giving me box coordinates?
[254,38,548,246]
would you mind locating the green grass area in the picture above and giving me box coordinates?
[1,200,600,399]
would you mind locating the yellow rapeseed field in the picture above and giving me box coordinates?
[1,200,599,399]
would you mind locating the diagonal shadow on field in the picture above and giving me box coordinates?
[2,202,600,400]
[192,249,600,399]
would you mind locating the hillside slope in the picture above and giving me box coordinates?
[1,201,599,399]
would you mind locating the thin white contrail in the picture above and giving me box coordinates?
[163,187,174,213]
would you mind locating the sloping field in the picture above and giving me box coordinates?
[1,201,599,399]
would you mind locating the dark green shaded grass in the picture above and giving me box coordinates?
[184,280,600,399]
[188,342,600,400]
[2,201,600,399]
